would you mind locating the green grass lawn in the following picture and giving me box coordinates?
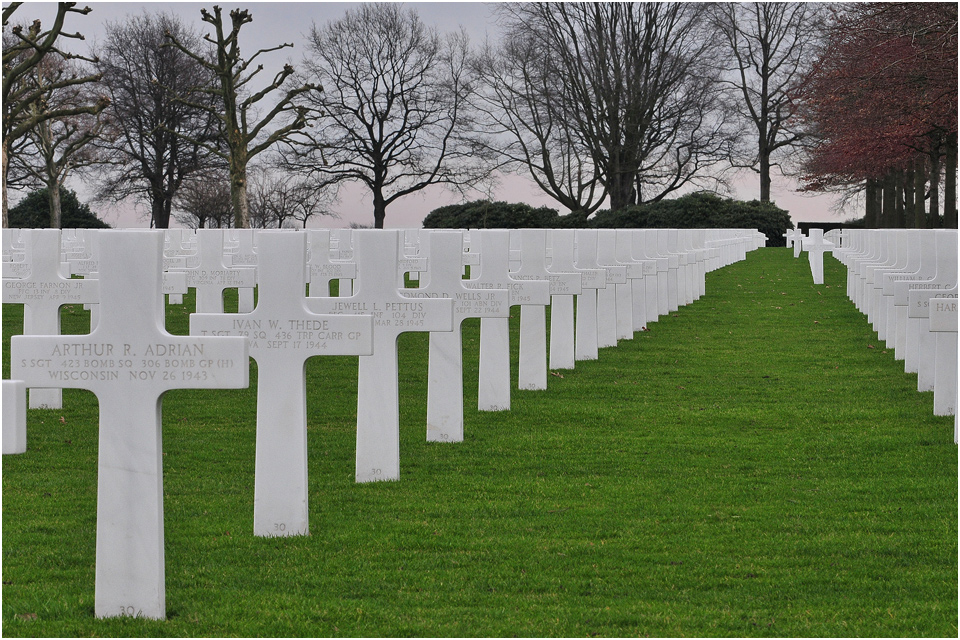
[2,248,956,637]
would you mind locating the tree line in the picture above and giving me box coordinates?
[2,2,957,230]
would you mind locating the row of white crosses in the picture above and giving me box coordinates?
[831,229,957,434]
[2,226,763,620]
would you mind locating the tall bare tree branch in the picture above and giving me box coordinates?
[284,3,492,228]
[2,2,105,226]
[164,5,320,228]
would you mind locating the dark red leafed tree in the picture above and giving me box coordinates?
[799,3,957,228]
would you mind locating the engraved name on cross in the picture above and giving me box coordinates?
[306,230,454,482]
[191,231,373,536]
[11,230,248,620]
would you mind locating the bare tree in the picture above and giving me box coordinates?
[2,2,106,227]
[497,3,734,212]
[247,165,279,229]
[11,54,103,228]
[288,178,336,228]
[472,34,605,220]
[288,3,491,228]
[247,164,337,229]
[165,5,319,229]
[93,11,220,229]
[713,2,826,202]
[173,168,232,229]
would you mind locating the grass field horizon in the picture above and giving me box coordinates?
[2,248,957,637]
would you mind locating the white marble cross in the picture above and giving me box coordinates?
[401,230,510,442]
[572,229,608,361]
[929,292,958,417]
[331,229,356,296]
[632,230,667,324]
[307,230,454,482]
[2,379,26,454]
[892,231,941,372]
[307,229,357,297]
[464,230,550,411]
[640,230,672,318]
[191,231,373,535]
[663,229,692,307]
[11,230,248,620]
[582,230,627,348]
[2,228,25,265]
[66,228,100,277]
[601,228,643,341]
[905,232,958,391]
[546,230,579,370]
[510,229,582,390]
[548,230,602,370]
[616,230,651,334]
[3,229,100,408]
[227,229,258,313]
[802,228,835,285]
[173,229,256,313]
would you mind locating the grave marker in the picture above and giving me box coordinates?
[510,229,581,390]
[656,230,682,312]
[191,231,373,535]
[464,230,550,411]
[228,229,258,313]
[548,230,601,370]
[632,229,668,323]
[593,230,628,348]
[802,228,835,285]
[11,230,248,619]
[307,229,357,297]
[306,230,454,482]
[2,380,26,454]
[929,295,958,417]
[2,229,100,408]
[401,230,510,441]
[173,229,255,313]
[573,229,607,361]
[621,229,658,330]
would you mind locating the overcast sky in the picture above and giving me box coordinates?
[8,2,846,229]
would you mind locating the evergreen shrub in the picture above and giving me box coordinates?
[422,193,793,246]
[422,200,560,229]
[8,188,111,229]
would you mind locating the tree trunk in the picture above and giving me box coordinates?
[149,183,164,229]
[944,131,957,229]
[608,158,636,211]
[864,177,880,228]
[608,179,635,211]
[893,168,905,228]
[2,139,9,228]
[929,143,941,228]
[231,163,250,229]
[913,157,927,228]
[759,146,771,203]
[881,172,896,228]
[157,197,172,230]
[373,190,386,229]
[903,163,915,228]
[48,181,62,229]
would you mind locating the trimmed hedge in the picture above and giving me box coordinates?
[423,193,793,247]
[422,200,561,229]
